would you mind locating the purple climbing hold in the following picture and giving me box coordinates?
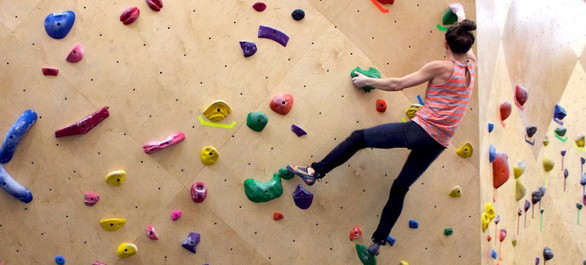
[44,11,76,39]
[489,144,497,163]
[535,257,540,265]
[239,41,257,57]
[553,104,566,125]
[291,124,307,137]
[258,25,289,47]
[543,247,554,261]
[524,199,530,212]
[292,185,313,209]
[181,232,201,253]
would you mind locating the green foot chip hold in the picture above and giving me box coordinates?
[278,168,294,180]
[351,67,381,93]
[244,173,283,203]
[355,244,376,265]
[444,228,454,236]
[442,9,458,25]
[246,112,269,132]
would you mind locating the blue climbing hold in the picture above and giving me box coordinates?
[489,144,497,163]
[408,220,419,229]
[386,236,396,246]
[54,255,66,264]
[491,249,497,259]
[0,110,37,164]
[553,104,566,125]
[44,11,76,39]
[488,123,494,133]
[0,165,33,203]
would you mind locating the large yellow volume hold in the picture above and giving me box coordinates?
[203,100,232,122]
[106,170,126,186]
[456,142,473,158]
[117,242,138,258]
[100,218,126,231]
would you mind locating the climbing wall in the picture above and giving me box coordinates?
[477,0,586,264]
[0,0,479,264]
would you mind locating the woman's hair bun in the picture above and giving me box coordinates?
[459,19,477,32]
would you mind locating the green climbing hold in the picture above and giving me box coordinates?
[278,168,295,180]
[355,244,376,265]
[444,228,454,236]
[555,127,567,137]
[351,67,381,93]
[243,173,283,203]
[442,9,458,25]
[246,112,269,132]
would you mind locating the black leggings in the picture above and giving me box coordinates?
[311,121,445,243]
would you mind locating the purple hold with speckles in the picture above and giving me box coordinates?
[293,185,313,209]
[239,41,257,57]
[182,232,201,253]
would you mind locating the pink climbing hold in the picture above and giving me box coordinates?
[83,192,100,206]
[120,7,140,25]
[190,181,208,203]
[270,93,294,115]
[42,67,59,76]
[377,0,394,4]
[92,261,107,265]
[143,131,185,154]
[66,43,84,63]
[499,102,512,127]
[171,210,182,221]
[492,153,510,189]
[252,2,266,12]
[146,225,159,240]
[514,85,528,109]
[146,0,163,11]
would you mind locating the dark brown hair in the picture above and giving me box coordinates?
[445,19,476,54]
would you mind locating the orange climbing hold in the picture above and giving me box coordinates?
[349,225,362,241]
[273,212,284,221]
[376,99,387,112]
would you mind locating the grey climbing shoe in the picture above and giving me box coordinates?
[368,242,381,256]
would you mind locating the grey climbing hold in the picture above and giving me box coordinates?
[543,247,554,261]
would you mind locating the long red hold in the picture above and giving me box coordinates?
[143,131,185,154]
[493,153,510,189]
[120,7,140,25]
[146,0,163,11]
[55,107,109,137]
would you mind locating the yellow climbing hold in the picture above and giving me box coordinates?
[515,180,526,201]
[543,157,554,172]
[456,142,473,158]
[512,238,517,247]
[400,261,409,265]
[513,161,526,179]
[105,170,126,186]
[100,218,127,231]
[481,212,491,233]
[117,242,138,258]
[405,104,423,119]
[203,100,232,122]
[200,146,219,165]
[543,136,549,146]
[485,203,495,221]
[449,186,462,197]
[576,135,585,148]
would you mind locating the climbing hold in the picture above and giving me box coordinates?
[246,112,269,132]
[487,235,492,242]
[258,25,289,47]
[495,215,500,225]
[0,165,33,203]
[492,153,510,189]
[55,255,65,264]
[84,192,100,206]
[576,135,585,148]
[406,104,423,119]
[100,218,126,231]
[277,168,295,180]
[293,185,314,209]
[355,244,376,265]
[512,238,517,247]
[514,161,526,179]
[244,173,283,203]
[444,228,454,236]
[146,225,159,240]
[408,220,419,229]
[190,181,207,203]
[42,67,59,76]
[120,7,140,25]
[377,0,394,4]
[146,0,163,11]
[578,203,583,210]
[525,126,537,145]
[349,225,362,241]
[543,157,554,172]
[554,127,567,137]
[116,243,137,258]
[105,170,126,186]
[385,236,396,246]
[239,41,257,57]
[536,257,540,265]
[44,11,75,39]
[55,106,109,138]
[399,261,409,265]
[531,188,545,206]
[449,186,462,197]
[375,99,387,112]
[485,203,496,221]
[488,123,494,133]
[515,180,526,201]
[143,131,185,154]
[491,249,497,259]
[489,144,497,163]
[442,8,458,25]
[291,124,307,137]
[553,104,566,125]
[456,142,473,158]
[273,212,284,220]
[197,115,236,129]
[66,43,84,63]
[499,229,507,242]
[92,261,106,265]
[499,102,512,127]
[252,2,266,12]
[0,110,37,164]
[203,100,232,122]
[543,136,549,146]
[200,146,219,165]
[270,93,294,115]
[514,85,528,109]
[171,210,182,221]
[291,9,305,21]
[351,67,381,93]
[543,247,554,261]
[181,232,201,253]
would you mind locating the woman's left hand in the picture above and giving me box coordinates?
[352,72,371,88]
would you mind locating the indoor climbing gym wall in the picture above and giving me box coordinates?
[1,0,482,264]
[477,0,586,264]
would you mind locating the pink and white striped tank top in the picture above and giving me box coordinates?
[412,59,475,147]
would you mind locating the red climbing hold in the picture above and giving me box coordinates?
[66,43,84,63]
[146,0,163,11]
[377,0,394,4]
[270,93,294,115]
[55,106,109,137]
[252,2,266,12]
[349,225,362,241]
[487,235,492,242]
[492,153,510,189]
[376,99,387,112]
[42,67,59,76]
[273,212,284,221]
[499,102,512,127]
[514,85,528,109]
[190,181,208,203]
[120,7,140,25]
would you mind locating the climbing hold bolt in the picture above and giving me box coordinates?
[143,131,185,154]
[116,243,137,258]
[182,232,201,253]
[200,146,219,165]
[100,218,126,231]
[44,11,75,39]
[293,185,314,209]
[190,181,207,203]
[351,67,381,93]
[105,170,126,186]
[270,93,294,115]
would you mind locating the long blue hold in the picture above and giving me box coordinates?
[44,11,76,39]
[0,165,33,203]
[0,110,37,164]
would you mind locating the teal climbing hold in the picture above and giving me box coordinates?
[243,173,283,203]
[246,112,268,132]
[277,168,294,180]
[355,244,376,265]
[351,67,381,93]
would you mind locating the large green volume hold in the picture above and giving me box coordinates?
[442,9,458,25]
[244,173,283,203]
[350,67,381,93]
[355,244,376,265]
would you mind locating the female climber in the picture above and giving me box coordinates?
[287,3,476,257]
